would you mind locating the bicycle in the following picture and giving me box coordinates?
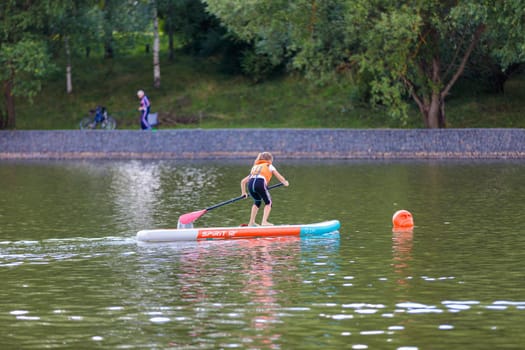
[79,106,117,130]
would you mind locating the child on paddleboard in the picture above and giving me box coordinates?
[240,152,289,226]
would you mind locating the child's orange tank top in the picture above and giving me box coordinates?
[250,160,273,183]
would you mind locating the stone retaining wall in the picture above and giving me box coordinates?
[1,129,524,159]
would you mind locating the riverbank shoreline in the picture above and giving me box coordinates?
[1,129,524,160]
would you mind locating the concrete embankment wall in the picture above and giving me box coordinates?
[1,129,524,159]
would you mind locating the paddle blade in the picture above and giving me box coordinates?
[178,209,207,225]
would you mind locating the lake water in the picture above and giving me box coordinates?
[1,159,524,349]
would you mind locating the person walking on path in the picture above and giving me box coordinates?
[137,90,151,130]
[240,152,289,226]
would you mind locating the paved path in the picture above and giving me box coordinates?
[1,129,524,159]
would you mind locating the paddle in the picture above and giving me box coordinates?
[177,182,284,227]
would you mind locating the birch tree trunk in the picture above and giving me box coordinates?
[152,1,161,88]
[65,36,73,94]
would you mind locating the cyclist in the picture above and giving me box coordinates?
[88,106,106,128]
[94,106,105,124]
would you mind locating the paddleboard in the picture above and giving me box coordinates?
[136,220,340,242]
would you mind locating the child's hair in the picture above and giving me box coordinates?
[256,152,273,163]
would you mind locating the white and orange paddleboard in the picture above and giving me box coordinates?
[136,220,340,242]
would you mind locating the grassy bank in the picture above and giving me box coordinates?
[15,53,525,129]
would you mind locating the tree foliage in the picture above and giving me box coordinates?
[0,0,56,129]
[158,0,223,62]
[46,0,100,93]
[98,0,152,58]
[159,0,261,77]
[205,0,525,128]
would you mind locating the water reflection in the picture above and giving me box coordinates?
[110,161,163,231]
[133,238,298,348]
[92,160,224,233]
[392,229,413,291]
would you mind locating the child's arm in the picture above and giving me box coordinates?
[272,170,289,186]
[240,175,250,197]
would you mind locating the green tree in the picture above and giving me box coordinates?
[98,0,151,59]
[205,0,525,128]
[159,0,229,58]
[46,0,99,94]
[0,1,56,129]
[471,1,525,93]
[160,0,259,76]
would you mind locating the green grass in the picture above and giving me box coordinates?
[445,77,525,128]
[15,52,525,129]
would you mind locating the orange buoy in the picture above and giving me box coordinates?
[392,210,414,230]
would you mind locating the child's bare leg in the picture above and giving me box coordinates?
[261,205,273,225]
[249,205,259,226]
